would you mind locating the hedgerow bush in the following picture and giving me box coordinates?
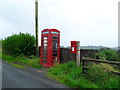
[2,32,35,57]
[93,49,118,61]
[85,63,119,88]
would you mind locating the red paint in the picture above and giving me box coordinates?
[40,29,60,68]
[70,41,77,53]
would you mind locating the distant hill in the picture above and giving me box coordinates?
[66,46,110,50]
[80,46,110,50]
[112,46,120,50]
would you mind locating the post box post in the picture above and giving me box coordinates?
[76,41,80,67]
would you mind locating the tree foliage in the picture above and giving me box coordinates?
[2,33,35,57]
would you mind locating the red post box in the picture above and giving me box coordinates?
[40,29,60,67]
[70,41,77,53]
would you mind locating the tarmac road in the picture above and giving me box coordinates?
[2,60,69,88]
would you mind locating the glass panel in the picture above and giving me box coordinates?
[44,40,48,43]
[52,54,57,56]
[56,43,58,46]
[52,50,58,53]
[53,43,56,47]
[44,43,47,46]
[43,47,47,50]
[42,50,47,53]
[53,37,58,39]
[43,52,47,55]
[42,60,47,63]
[52,43,58,49]
[53,40,58,43]
[43,57,47,59]
[43,31,49,34]
[43,37,48,39]
[53,47,57,49]
[51,31,58,34]
[43,53,47,56]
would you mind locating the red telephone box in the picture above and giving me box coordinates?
[40,29,60,67]
[70,41,77,53]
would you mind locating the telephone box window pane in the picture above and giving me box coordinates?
[43,52,47,55]
[52,50,57,53]
[43,57,47,59]
[44,40,48,43]
[53,40,58,43]
[43,54,47,56]
[44,44,47,46]
[53,37,58,39]
[43,31,49,34]
[42,60,47,63]
[53,43,56,47]
[51,32,58,34]
[53,47,57,49]
[52,54,57,56]
[53,43,58,47]
[43,37,48,39]
[43,47,47,50]
[43,50,47,53]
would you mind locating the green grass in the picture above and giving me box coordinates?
[0,48,2,58]
[85,63,120,88]
[48,61,98,88]
[2,53,42,68]
[48,61,119,88]
[10,63,25,68]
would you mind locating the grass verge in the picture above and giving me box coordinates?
[48,61,119,88]
[48,61,98,88]
[10,63,25,68]
[2,53,42,68]
[0,48,2,59]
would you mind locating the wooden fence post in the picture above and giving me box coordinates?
[82,58,85,75]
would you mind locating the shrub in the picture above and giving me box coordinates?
[2,32,35,57]
[86,63,119,88]
[93,52,106,60]
[93,49,118,61]
[101,49,118,61]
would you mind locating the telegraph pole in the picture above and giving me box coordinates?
[35,0,39,57]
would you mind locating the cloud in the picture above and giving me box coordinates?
[0,0,119,47]
[0,0,34,3]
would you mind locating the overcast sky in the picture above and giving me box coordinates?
[0,0,119,47]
